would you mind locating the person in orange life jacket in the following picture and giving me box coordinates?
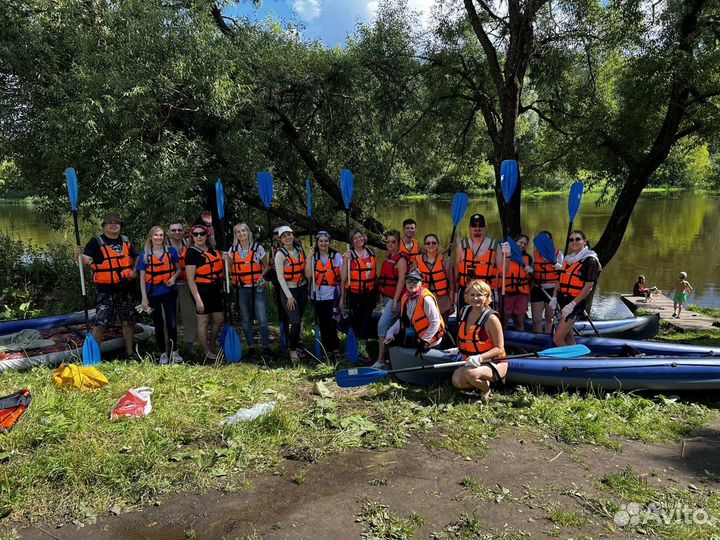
[185,224,225,359]
[224,222,270,355]
[399,218,421,266]
[340,229,378,358]
[275,226,308,364]
[137,226,182,364]
[454,213,510,312]
[448,279,507,400]
[375,230,408,366]
[497,234,533,332]
[74,211,139,359]
[550,230,601,347]
[417,233,455,319]
[305,230,343,357]
[266,225,290,342]
[379,270,446,368]
[168,219,197,350]
[530,230,564,334]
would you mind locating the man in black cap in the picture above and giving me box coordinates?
[454,213,510,311]
[75,211,139,359]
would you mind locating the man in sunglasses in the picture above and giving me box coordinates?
[74,211,139,360]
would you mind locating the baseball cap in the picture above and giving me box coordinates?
[405,269,423,283]
[102,212,123,226]
[276,226,293,236]
[469,214,486,227]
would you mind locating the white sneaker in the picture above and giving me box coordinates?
[159,352,169,365]
[171,351,184,364]
[369,360,387,369]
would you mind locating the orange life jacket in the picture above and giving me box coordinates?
[346,249,377,294]
[400,288,445,346]
[314,250,340,287]
[533,249,560,285]
[399,238,421,261]
[558,260,585,297]
[378,252,407,298]
[230,242,264,287]
[280,246,306,285]
[143,248,176,287]
[0,389,31,433]
[457,306,503,358]
[416,255,449,297]
[91,235,135,285]
[505,253,532,295]
[457,238,497,288]
[189,246,224,285]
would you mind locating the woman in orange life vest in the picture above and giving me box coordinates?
[416,233,455,320]
[305,230,343,358]
[375,230,408,367]
[400,218,421,266]
[530,230,564,334]
[185,224,225,359]
[274,226,308,364]
[449,279,507,400]
[340,229,378,359]
[224,222,270,356]
[497,234,533,332]
[137,226,182,364]
[382,269,446,363]
[168,219,197,350]
[550,230,602,347]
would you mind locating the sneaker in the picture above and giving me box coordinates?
[171,351,184,364]
[289,351,299,365]
[369,360,388,370]
[159,352,169,365]
[205,351,218,361]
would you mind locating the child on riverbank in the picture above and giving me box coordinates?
[671,272,693,318]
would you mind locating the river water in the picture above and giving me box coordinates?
[3,194,719,316]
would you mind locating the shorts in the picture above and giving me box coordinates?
[502,294,529,316]
[673,292,689,304]
[196,283,224,314]
[557,293,586,321]
[95,291,138,327]
[530,286,555,303]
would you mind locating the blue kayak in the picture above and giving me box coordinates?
[388,347,720,390]
[0,310,92,335]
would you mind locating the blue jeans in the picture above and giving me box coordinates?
[236,285,270,348]
[377,296,400,337]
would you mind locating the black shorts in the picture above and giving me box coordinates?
[196,283,224,314]
[530,286,555,303]
[557,293,586,320]
[96,291,139,327]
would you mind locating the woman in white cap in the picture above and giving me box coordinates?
[305,231,342,358]
[274,226,308,363]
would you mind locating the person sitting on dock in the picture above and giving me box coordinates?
[633,275,659,301]
[671,272,693,318]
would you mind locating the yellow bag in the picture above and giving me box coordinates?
[52,363,108,391]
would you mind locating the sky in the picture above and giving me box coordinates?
[227,0,435,47]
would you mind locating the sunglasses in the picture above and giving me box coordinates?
[425,241,438,245]
[569,237,583,242]
[192,231,207,237]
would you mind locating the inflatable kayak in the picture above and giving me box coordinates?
[0,323,153,371]
[388,347,720,391]
[0,310,94,334]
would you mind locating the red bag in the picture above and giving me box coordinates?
[110,387,153,420]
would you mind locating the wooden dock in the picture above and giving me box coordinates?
[621,294,719,332]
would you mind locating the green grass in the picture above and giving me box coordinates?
[687,305,720,321]
[355,496,425,540]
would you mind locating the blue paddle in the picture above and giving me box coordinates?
[340,169,358,364]
[257,171,274,240]
[336,344,590,388]
[306,178,322,358]
[533,233,557,265]
[500,160,519,297]
[65,167,101,366]
[216,178,242,363]
[448,192,469,258]
[564,181,584,254]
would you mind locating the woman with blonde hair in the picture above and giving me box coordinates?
[137,226,182,363]
[224,222,270,355]
[449,279,507,400]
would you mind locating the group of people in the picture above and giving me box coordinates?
[633,273,693,318]
[74,210,603,398]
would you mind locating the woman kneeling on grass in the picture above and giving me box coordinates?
[450,279,507,400]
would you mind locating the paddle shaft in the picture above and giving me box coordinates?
[71,210,90,330]
[563,221,573,257]
[389,350,564,376]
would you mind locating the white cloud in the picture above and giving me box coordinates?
[294,0,322,20]
[366,0,379,18]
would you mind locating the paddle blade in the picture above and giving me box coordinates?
[306,178,312,218]
[215,179,225,220]
[340,169,354,209]
[346,327,359,364]
[500,160,519,203]
[336,366,388,388]
[314,323,322,358]
[568,181,584,221]
[537,344,590,359]
[65,167,79,211]
[256,171,274,209]
[533,233,557,264]
[82,332,101,366]
[506,236,525,266]
[223,326,242,363]
[450,192,469,226]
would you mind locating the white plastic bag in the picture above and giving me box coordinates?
[111,387,153,420]
[221,401,276,426]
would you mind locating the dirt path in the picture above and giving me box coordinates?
[21,427,720,540]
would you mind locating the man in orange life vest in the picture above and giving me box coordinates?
[399,218,421,265]
[75,212,139,359]
[454,213,510,312]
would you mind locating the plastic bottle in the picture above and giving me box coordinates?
[221,401,276,426]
